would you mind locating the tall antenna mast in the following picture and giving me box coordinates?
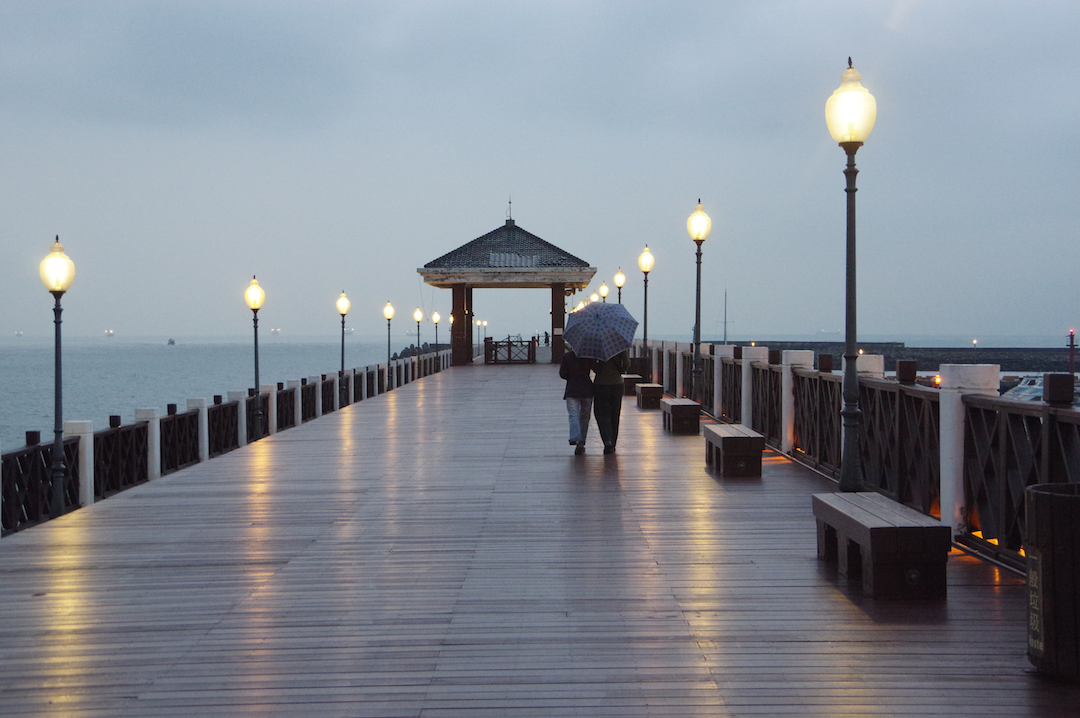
[507,195,513,220]
[723,290,728,345]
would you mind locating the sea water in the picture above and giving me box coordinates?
[0,336,391,451]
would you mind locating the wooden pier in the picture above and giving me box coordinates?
[1,362,1077,716]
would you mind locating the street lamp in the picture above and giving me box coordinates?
[599,282,609,303]
[638,246,654,344]
[244,276,266,441]
[432,311,441,348]
[613,268,625,304]
[688,200,712,402]
[414,308,423,348]
[590,291,599,303]
[336,291,350,375]
[384,301,395,367]
[825,57,877,492]
[39,237,75,518]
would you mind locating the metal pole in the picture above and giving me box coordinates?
[417,320,421,349]
[617,287,622,304]
[341,314,346,375]
[692,241,703,402]
[642,273,649,345]
[387,318,392,381]
[252,308,262,441]
[839,142,863,492]
[50,291,66,517]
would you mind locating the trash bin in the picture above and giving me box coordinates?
[1025,483,1080,680]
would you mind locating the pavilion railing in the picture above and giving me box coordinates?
[207,399,239,458]
[301,382,318,422]
[161,407,200,476]
[484,338,537,364]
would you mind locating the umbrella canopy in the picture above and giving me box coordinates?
[563,302,639,360]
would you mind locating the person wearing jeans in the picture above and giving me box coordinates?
[592,350,629,454]
[560,348,594,455]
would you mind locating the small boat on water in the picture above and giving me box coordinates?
[167,338,175,345]
[1002,376,1080,405]
[104,329,114,338]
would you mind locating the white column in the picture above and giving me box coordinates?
[332,375,341,411]
[187,398,209,463]
[287,380,302,427]
[741,346,769,427]
[226,391,247,446]
[65,420,94,507]
[781,350,815,453]
[713,345,736,419]
[842,353,886,378]
[308,376,322,418]
[939,364,1000,537]
[675,344,685,398]
[135,408,162,478]
[261,384,277,433]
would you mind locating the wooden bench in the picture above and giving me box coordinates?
[661,398,700,434]
[704,424,764,477]
[622,374,643,396]
[636,383,664,409]
[812,492,951,599]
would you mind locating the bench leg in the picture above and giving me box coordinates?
[705,441,714,467]
[816,520,837,562]
[836,534,862,580]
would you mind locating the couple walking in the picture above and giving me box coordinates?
[560,347,629,455]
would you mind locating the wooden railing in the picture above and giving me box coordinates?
[1,350,451,535]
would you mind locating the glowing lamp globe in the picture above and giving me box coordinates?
[825,60,877,146]
[245,277,265,311]
[614,268,626,289]
[383,302,394,320]
[40,238,75,294]
[638,246,654,275]
[413,308,423,323]
[687,201,712,244]
[336,292,351,316]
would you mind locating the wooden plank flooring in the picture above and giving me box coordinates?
[2,362,1078,716]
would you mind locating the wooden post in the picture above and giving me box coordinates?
[551,282,565,364]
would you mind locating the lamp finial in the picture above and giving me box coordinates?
[848,57,852,68]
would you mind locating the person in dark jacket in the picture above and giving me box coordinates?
[592,350,629,454]
[559,347,594,455]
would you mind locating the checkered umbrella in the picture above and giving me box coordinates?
[563,302,639,360]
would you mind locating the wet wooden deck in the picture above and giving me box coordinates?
[1,362,1078,716]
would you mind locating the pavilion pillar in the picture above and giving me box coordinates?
[551,282,566,364]
[466,287,474,359]
[451,284,469,366]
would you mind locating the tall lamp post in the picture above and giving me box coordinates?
[825,58,877,492]
[245,276,266,441]
[39,237,75,517]
[414,308,423,348]
[432,311,441,348]
[336,291,350,375]
[599,282,609,303]
[687,201,712,402]
[384,301,395,366]
[638,246,654,344]
[613,268,625,304]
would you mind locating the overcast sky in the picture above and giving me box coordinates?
[1,1,1077,347]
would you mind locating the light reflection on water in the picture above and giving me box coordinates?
[0,337,389,450]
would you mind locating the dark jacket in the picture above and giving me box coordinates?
[560,350,594,399]
[593,351,629,386]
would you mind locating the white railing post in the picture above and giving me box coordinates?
[332,375,341,411]
[261,384,278,433]
[135,408,162,478]
[226,391,247,446]
[939,364,1000,537]
[65,420,94,507]
[675,343,685,398]
[741,346,769,427]
[187,398,209,463]
[781,350,815,454]
[650,342,658,386]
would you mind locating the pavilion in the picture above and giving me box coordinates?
[418,218,595,365]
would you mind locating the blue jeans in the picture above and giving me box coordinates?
[566,397,593,443]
